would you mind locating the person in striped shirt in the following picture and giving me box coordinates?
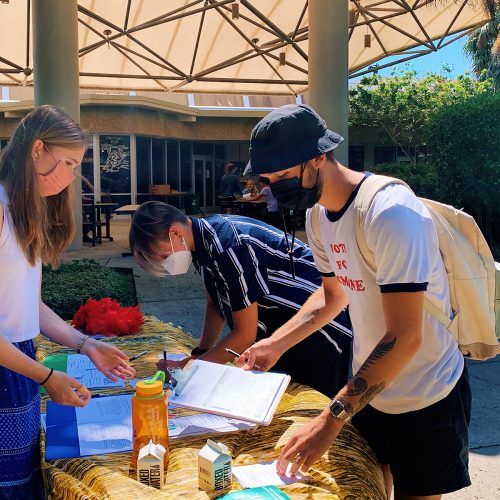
[129,201,352,397]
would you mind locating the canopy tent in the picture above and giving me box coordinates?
[0,0,492,96]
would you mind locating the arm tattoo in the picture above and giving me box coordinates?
[346,377,368,396]
[343,337,395,414]
[358,337,396,375]
[358,382,386,411]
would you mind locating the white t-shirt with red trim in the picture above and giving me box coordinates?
[306,180,463,414]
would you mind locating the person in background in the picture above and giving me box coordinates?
[245,176,280,226]
[219,163,242,213]
[129,202,352,399]
[242,178,259,196]
[0,105,135,498]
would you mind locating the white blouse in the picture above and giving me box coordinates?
[0,184,41,342]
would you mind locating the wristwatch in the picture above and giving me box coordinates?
[329,399,352,423]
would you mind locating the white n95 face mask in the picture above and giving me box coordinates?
[161,233,192,276]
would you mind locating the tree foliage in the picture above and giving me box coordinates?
[349,69,493,163]
[463,5,500,90]
[349,69,499,252]
[425,91,500,244]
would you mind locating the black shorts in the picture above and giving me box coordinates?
[257,305,351,398]
[351,364,472,496]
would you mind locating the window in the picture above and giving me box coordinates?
[180,141,192,192]
[136,136,151,194]
[167,140,179,191]
[193,142,213,156]
[348,146,365,172]
[374,145,396,165]
[81,138,94,196]
[99,135,131,195]
[152,138,166,184]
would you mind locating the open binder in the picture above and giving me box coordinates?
[168,360,290,426]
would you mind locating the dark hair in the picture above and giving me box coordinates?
[0,105,86,266]
[129,201,188,274]
[259,176,270,185]
[325,149,335,163]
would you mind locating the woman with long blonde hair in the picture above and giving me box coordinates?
[0,105,135,497]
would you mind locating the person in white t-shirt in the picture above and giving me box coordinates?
[237,104,471,499]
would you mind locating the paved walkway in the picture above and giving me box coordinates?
[63,218,500,498]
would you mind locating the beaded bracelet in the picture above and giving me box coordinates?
[76,334,90,354]
[40,367,54,386]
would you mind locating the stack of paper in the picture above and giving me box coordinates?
[233,461,310,489]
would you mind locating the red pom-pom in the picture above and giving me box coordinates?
[71,298,144,336]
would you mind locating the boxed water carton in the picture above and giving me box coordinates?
[137,440,166,490]
[198,439,232,492]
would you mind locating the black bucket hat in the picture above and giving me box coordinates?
[244,104,343,175]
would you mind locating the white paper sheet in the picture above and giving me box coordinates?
[67,354,125,390]
[168,414,255,439]
[233,461,310,488]
[75,394,133,456]
[168,360,290,425]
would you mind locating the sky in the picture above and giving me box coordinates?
[374,37,473,78]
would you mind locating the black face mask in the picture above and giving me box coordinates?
[271,166,320,210]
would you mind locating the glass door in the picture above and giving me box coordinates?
[193,155,216,211]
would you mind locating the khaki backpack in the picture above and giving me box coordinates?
[353,174,500,361]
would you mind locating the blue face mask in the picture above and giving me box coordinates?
[271,166,321,210]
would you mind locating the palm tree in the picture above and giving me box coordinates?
[463,0,499,90]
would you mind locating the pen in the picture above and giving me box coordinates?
[129,350,148,362]
[163,350,167,361]
[225,348,242,358]
[225,348,264,371]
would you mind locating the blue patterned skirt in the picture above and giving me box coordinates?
[0,339,45,499]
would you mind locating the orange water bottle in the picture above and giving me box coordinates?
[131,371,169,473]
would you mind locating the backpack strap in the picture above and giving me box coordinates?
[353,174,454,329]
[353,174,410,272]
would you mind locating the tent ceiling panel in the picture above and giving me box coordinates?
[0,0,490,95]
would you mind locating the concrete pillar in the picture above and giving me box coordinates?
[308,0,349,165]
[33,0,82,250]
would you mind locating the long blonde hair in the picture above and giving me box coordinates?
[0,105,86,266]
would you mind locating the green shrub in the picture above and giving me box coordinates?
[42,259,137,320]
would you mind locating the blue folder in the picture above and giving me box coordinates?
[45,402,80,460]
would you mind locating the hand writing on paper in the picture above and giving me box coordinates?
[156,356,193,372]
[234,337,282,372]
[44,371,91,407]
[82,339,135,382]
[277,409,343,476]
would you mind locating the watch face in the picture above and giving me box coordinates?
[330,400,349,421]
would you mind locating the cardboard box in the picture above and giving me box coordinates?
[198,439,232,492]
[137,440,166,490]
[149,184,171,195]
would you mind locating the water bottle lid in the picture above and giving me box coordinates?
[135,371,166,399]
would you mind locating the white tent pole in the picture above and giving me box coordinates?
[309,0,349,165]
[33,0,82,250]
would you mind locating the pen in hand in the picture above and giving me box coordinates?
[129,350,148,362]
[225,348,242,358]
[225,348,264,371]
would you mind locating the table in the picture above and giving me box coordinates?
[37,317,385,499]
[94,202,118,241]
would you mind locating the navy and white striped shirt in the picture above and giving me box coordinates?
[191,215,352,349]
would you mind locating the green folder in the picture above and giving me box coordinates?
[39,354,68,394]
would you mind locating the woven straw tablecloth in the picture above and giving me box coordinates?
[36,316,385,500]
